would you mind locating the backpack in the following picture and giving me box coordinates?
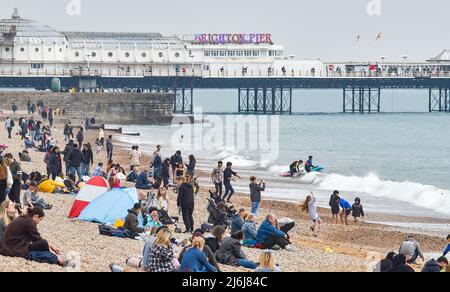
[10,120,15,127]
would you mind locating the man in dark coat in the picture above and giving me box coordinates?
[177,176,195,233]
[67,144,83,180]
[124,204,145,238]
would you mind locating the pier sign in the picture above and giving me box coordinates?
[193,33,273,45]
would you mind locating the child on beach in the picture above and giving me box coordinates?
[301,192,321,237]
[339,197,352,226]
[23,181,52,210]
[351,197,365,223]
[443,234,450,257]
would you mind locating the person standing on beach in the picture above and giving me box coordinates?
[151,145,162,179]
[170,150,183,179]
[301,192,321,237]
[62,140,74,176]
[106,135,113,163]
[98,128,105,146]
[63,124,70,142]
[351,198,365,223]
[20,118,27,140]
[67,143,83,181]
[81,143,94,176]
[329,191,340,224]
[177,175,195,233]
[48,108,54,128]
[48,147,62,180]
[211,161,224,197]
[162,158,171,188]
[249,176,265,215]
[185,154,196,176]
[4,117,14,139]
[76,128,84,147]
[223,162,240,203]
[129,145,141,172]
[3,154,22,204]
[11,103,17,115]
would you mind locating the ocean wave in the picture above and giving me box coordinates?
[317,172,450,215]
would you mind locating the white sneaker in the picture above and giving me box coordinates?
[285,245,297,252]
[271,245,281,250]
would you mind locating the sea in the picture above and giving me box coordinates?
[110,88,450,228]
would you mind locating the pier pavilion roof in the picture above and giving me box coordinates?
[427,50,450,63]
[0,9,67,45]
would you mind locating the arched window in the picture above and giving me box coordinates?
[142,52,147,58]
[108,52,113,57]
[175,52,180,58]
[125,52,130,58]
[158,52,163,58]
[91,52,97,57]
[74,51,80,57]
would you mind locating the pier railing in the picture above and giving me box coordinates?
[1,68,450,79]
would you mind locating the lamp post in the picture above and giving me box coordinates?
[402,55,409,76]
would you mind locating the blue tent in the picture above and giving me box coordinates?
[78,188,139,225]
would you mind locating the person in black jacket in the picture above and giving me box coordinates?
[161,158,171,188]
[390,254,415,273]
[177,175,195,233]
[67,144,83,181]
[124,203,145,239]
[352,197,365,223]
[62,140,74,176]
[223,162,240,203]
[48,147,62,180]
[421,257,448,273]
[81,143,94,176]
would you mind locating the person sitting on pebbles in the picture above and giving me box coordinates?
[23,181,52,210]
[2,207,74,267]
[256,213,296,252]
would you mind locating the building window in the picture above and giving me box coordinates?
[142,52,147,58]
[212,51,218,57]
[158,52,163,58]
[245,51,252,57]
[74,51,80,57]
[253,51,259,56]
[219,51,226,57]
[204,51,210,57]
[108,52,113,57]
[59,48,63,52]
[31,63,44,69]
[236,51,243,57]
[175,52,180,58]
[48,48,52,52]
[228,51,235,57]
[91,52,96,57]
[125,52,130,58]
[35,48,39,52]
[5,47,10,52]
[20,47,25,52]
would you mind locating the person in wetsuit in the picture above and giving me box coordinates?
[289,160,304,176]
[304,156,316,173]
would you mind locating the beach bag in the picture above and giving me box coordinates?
[125,256,143,269]
[114,219,125,229]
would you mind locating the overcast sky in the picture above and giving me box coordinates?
[2,0,450,61]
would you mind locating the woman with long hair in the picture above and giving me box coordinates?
[0,200,18,240]
[179,236,217,272]
[148,229,177,272]
[301,191,321,237]
[255,251,282,272]
[185,155,196,176]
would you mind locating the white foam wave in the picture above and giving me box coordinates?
[318,172,450,216]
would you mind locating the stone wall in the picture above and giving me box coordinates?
[0,92,174,124]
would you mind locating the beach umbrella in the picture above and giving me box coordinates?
[77,188,139,224]
[68,176,110,218]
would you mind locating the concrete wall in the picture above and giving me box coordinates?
[0,92,174,124]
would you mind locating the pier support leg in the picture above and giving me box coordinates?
[237,87,292,114]
[343,87,381,113]
[173,87,193,114]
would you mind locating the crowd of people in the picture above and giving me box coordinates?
[0,102,448,273]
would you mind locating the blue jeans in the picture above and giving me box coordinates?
[251,201,260,215]
[214,182,223,196]
[237,259,258,270]
[70,166,83,181]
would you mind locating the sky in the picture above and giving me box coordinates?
[2,0,450,62]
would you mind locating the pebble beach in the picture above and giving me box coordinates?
[0,114,447,272]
